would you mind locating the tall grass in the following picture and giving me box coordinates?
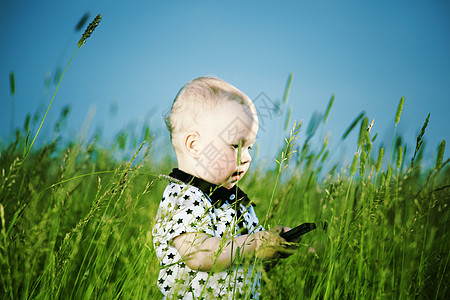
[1,19,449,298]
[245,97,449,299]
[1,89,449,299]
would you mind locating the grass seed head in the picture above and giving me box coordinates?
[342,111,365,140]
[359,150,366,177]
[386,166,392,184]
[417,113,430,144]
[367,118,374,134]
[358,117,369,148]
[24,114,31,132]
[380,171,386,186]
[365,142,372,156]
[78,14,102,47]
[371,132,378,143]
[436,139,445,170]
[411,113,430,168]
[324,94,335,123]
[376,147,384,173]
[396,146,403,169]
[9,71,15,96]
[282,72,294,105]
[395,96,405,125]
[350,152,358,176]
[321,150,329,163]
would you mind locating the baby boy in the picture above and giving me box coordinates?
[152,76,295,299]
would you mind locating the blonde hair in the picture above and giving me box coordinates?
[165,76,256,141]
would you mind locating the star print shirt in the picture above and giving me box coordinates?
[152,169,264,299]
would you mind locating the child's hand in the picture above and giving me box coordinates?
[253,227,297,260]
[253,230,282,260]
[278,226,300,258]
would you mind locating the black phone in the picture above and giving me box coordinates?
[280,222,316,242]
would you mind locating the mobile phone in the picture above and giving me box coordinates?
[280,223,316,242]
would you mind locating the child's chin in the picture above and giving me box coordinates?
[222,173,244,188]
[222,180,237,189]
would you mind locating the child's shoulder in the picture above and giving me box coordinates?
[156,181,212,221]
[161,180,206,203]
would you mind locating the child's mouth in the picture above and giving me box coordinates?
[232,170,244,180]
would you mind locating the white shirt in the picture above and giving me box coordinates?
[152,169,264,299]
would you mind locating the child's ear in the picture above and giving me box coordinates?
[184,131,201,158]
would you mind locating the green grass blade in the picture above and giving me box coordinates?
[282,72,294,105]
[341,111,365,140]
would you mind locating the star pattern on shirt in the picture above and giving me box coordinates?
[153,179,263,299]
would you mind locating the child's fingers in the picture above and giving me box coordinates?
[254,230,284,259]
[280,226,291,236]
[255,229,301,260]
[277,240,299,258]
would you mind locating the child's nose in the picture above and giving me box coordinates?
[240,149,252,164]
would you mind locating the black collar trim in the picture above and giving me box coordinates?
[167,168,253,207]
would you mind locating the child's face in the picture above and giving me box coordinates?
[196,101,258,189]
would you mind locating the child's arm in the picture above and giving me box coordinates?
[173,228,294,272]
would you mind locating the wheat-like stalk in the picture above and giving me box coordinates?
[435,140,445,171]
[78,14,102,47]
[265,121,301,227]
[375,147,384,173]
[395,96,405,125]
[25,14,102,159]
[411,113,430,168]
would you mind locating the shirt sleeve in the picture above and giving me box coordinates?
[155,183,215,242]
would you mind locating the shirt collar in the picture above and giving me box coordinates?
[168,168,253,207]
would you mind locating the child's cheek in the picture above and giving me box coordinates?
[230,151,238,166]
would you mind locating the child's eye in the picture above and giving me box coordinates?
[231,144,253,151]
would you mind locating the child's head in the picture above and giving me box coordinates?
[166,76,259,188]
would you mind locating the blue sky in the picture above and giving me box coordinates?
[1,0,449,168]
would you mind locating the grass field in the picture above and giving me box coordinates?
[1,17,449,299]
[1,93,448,299]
